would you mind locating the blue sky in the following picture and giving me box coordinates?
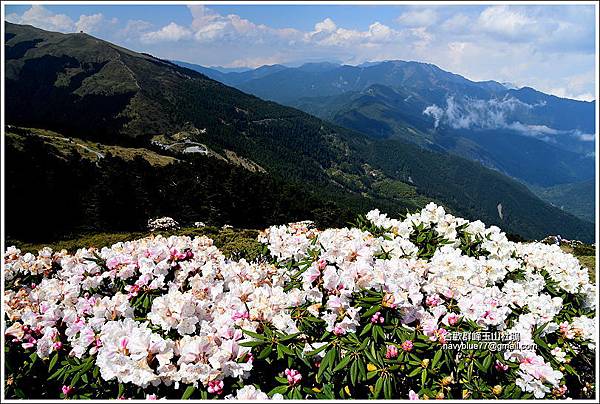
[5,3,597,100]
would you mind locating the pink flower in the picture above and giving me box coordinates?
[146,394,158,400]
[62,385,74,396]
[125,284,141,298]
[333,325,346,336]
[53,341,63,351]
[169,248,187,261]
[494,360,509,372]
[22,335,37,349]
[425,294,441,307]
[371,311,384,324]
[207,380,224,395]
[435,328,448,344]
[385,345,399,359]
[284,368,302,386]
[446,313,460,326]
[231,311,249,321]
[555,385,568,396]
[409,390,419,400]
[401,340,414,352]
[317,259,327,270]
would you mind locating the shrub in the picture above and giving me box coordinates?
[3,203,596,399]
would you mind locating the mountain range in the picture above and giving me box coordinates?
[4,22,595,242]
[180,60,596,222]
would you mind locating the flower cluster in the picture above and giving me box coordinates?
[4,202,596,400]
[147,217,180,232]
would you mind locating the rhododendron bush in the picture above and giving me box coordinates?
[3,203,596,399]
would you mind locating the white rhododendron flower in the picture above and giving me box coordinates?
[3,203,595,399]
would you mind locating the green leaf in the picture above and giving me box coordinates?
[278,344,295,356]
[357,358,366,379]
[432,349,443,368]
[350,360,358,386]
[239,340,265,348]
[268,385,289,396]
[333,354,352,373]
[279,332,301,342]
[360,323,373,337]
[49,352,59,371]
[374,377,384,398]
[241,329,267,340]
[482,354,493,372]
[48,366,66,381]
[318,348,336,380]
[408,367,421,377]
[305,342,329,357]
[181,385,195,399]
[383,376,393,399]
[258,345,273,359]
[421,369,427,387]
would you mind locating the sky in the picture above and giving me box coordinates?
[4,2,597,101]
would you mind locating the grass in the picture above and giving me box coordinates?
[7,127,177,166]
[7,226,265,262]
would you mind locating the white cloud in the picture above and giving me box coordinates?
[140,22,192,43]
[440,13,472,33]
[75,13,105,34]
[6,5,74,32]
[396,8,438,28]
[423,96,593,144]
[187,5,299,44]
[117,19,154,41]
[477,6,541,40]
[5,4,595,101]
[314,18,336,33]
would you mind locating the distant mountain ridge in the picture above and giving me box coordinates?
[177,58,596,221]
[5,22,595,241]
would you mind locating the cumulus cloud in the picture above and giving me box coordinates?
[117,19,154,41]
[396,8,439,28]
[6,5,74,32]
[141,22,192,43]
[6,5,112,36]
[476,5,542,40]
[186,5,299,44]
[5,4,595,101]
[75,13,105,34]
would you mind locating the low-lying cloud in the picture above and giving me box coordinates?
[423,95,595,143]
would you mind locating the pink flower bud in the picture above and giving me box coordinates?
[401,340,414,352]
[317,259,327,270]
[207,380,224,395]
[371,311,383,324]
[53,341,63,350]
[284,368,302,386]
[494,360,509,372]
[385,345,399,359]
[62,385,74,396]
